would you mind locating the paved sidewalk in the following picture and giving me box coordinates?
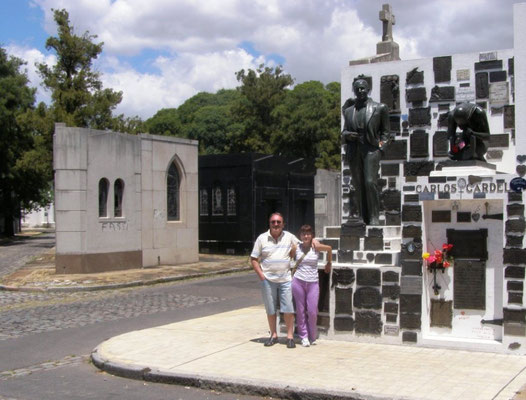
[92,305,526,400]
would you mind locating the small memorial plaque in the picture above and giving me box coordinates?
[402,260,423,276]
[447,229,488,260]
[457,86,476,102]
[382,284,400,300]
[429,86,455,102]
[384,325,399,336]
[332,268,355,285]
[401,277,422,295]
[382,190,401,212]
[490,70,507,82]
[383,139,407,161]
[355,311,383,335]
[402,205,423,223]
[454,260,486,310]
[406,87,427,103]
[354,287,382,309]
[318,271,330,312]
[457,212,471,222]
[381,75,400,112]
[334,316,354,331]
[410,131,429,158]
[406,68,424,85]
[400,294,422,312]
[356,269,381,286]
[479,51,497,62]
[489,82,509,104]
[430,299,452,327]
[456,69,470,81]
[408,107,431,127]
[335,287,353,314]
[400,313,421,329]
[475,59,503,70]
[433,130,449,157]
[504,105,515,129]
[390,115,401,133]
[476,72,489,99]
[505,266,525,279]
[433,56,452,83]
[384,302,398,313]
[404,161,434,177]
[381,163,400,176]
[383,271,399,283]
[432,210,451,223]
[488,133,509,148]
[509,57,515,75]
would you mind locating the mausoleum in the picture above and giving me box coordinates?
[53,124,198,273]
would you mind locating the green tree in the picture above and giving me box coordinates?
[145,108,181,136]
[36,8,122,129]
[0,48,51,236]
[230,64,294,153]
[272,81,341,169]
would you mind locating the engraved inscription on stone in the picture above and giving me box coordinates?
[356,269,381,286]
[406,87,427,103]
[354,287,382,309]
[429,86,455,102]
[476,72,489,99]
[406,67,424,85]
[335,287,353,314]
[401,276,422,295]
[433,56,452,83]
[457,87,476,102]
[433,131,449,157]
[489,81,509,104]
[383,139,408,161]
[410,131,429,158]
[408,107,431,127]
[504,105,515,129]
[488,133,510,148]
[479,51,497,62]
[430,299,452,328]
[355,311,383,335]
[332,268,355,286]
[454,260,486,310]
[456,69,470,81]
[384,325,399,336]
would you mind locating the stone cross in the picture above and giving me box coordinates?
[379,4,395,42]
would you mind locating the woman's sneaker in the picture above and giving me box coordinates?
[301,337,310,347]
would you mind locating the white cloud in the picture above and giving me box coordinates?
[22,0,518,119]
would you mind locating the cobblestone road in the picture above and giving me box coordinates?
[0,232,55,278]
[0,286,223,340]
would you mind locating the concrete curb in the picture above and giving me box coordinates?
[0,266,252,293]
[90,345,382,400]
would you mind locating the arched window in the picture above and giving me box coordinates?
[98,178,109,217]
[114,179,124,217]
[167,161,180,221]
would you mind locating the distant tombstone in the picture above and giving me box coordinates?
[408,107,431,126]
[380,75,400,112]
[410,131,429,158]
[504,105,515,129]
[406,87,427,103]
[406,67,424,85]
[430,300,453,328]
[489,82,509,104]
[456,69,470,81]
[429,86,455,102]
[454,260,486,310]
[433,56,452,83]
[433,131,449,157]
[476,72,489,98]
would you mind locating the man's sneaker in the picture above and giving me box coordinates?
[301,337,310,347]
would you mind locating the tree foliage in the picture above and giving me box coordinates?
[36,9,123,129]
[0,48,50,235]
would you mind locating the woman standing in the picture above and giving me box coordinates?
[291,225,332,347]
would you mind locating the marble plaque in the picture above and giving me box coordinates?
[408,107,431,127]
[476,72,489,99]
[430,299,452,328]
[384,325,399,336]
[454,260,486,310]
[489,81,509,104]
[410,131,429,158]
[433,56,452,83]
[335,287,353,314]
[457,86,476,102]
[456,69,470,81]
[479,51,497,62]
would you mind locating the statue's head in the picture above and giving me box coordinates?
[353,79,370,101]
[453,103,474,128]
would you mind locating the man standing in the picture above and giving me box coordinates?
[250,213,299,348]
[342,78,390,225]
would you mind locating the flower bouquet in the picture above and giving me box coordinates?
[423,243,453,295]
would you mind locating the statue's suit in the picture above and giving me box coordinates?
[342,98,390,225]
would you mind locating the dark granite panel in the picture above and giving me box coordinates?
[381,163,400,176]
[334,316,354,331]
[506,219,526,234]
[454,260,486,310]
[490,70,507,82]
[382,284,400,300]
[476,72,489,99]
[503,308,526,324]
[364,236,383,251]
[402,205,422,222]
[410,131,429,158]
[383,140,408,161]
[432,210,451,223]
[505,266,525,279]
[504,248,526,264]
[356,269,381,286]
[382,190,401,212]
[433,56,452,83]
[404,194,419,202]
[402,331,418,342]
[475,60,503,71]
[408,107,431,127]
[402,225,422,238]
[384,302,399,314]
[402,260,423,276]
[383,271,400,283]
[406,87,427,103]
[508,281,524,291]
[509,192,523,202]
[404,162,434,177]
[375,253,393,264]
[488,134,509,148]
[506,235,524,248]
[508,204,525,217]
[400,294,422,313]
[355,311,383,335]
[335,287,353,314]
[509,292,523,304]
[400,313,421,330]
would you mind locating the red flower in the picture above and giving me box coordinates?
[452,145,459,153]
[443,261,450,268]
[442,243,453,251]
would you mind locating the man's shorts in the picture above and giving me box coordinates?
[260,279,294,315]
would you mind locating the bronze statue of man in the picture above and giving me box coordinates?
[342,79,390,225]
[447,102,490,161]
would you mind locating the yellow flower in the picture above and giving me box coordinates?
[422,252,430,260]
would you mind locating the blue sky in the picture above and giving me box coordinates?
[1,0,519,119]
